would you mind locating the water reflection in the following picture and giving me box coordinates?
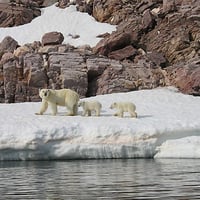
[0,159,200,199]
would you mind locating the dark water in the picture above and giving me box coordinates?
[0,159,200,200]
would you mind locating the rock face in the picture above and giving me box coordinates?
[88,56,165,96]
[0,2,41,27]
[0,0,200,103]
[90,0,200,96]
[166,58,200,96]
[48,52,88,97]
[2,52,17,103]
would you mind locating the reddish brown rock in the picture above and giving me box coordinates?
[42,0,57,7]
[23,53,47,88]
[136,0,157,13]
[108,45,137,60]
[96,58,166,95]
[162,0,177,13]
[2,53,17,103]
[48,52,88,97]
[0,0,200,103]
[142,9,156,31]
[14,52,48,102]
[0,36,18,53]
[93,0,122,23]
[0,52,15,64]
[0,3,41,27]
[57,0,72,8]
[166,59,200,95]
[41,32,64,46]
[86,57,108,77]
[92,0,140,25]
[93,32,132,56]
[146,51,167,68]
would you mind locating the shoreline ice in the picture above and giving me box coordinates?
[0,87,200,160]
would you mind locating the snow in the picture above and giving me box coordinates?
[0,87,200,160]
[0,5,116,47]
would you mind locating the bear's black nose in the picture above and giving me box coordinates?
[44,92,47,96]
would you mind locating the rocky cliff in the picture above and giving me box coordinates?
[0,0,199,103]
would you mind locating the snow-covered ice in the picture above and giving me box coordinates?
[0,4,200,160]
[0,5,116,47]
[0,87,200,160]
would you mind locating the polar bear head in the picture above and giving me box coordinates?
[39,89,51,99]
[78,101,85,107]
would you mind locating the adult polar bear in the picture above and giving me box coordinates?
[36,88,79,116]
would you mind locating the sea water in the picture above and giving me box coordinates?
[0,159,200,199]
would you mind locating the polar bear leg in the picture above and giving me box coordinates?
[82,109,87,116]
[49,102,57,116]
[130,111,137,118]
[82,109,90,116]
[118,111,124,117]
[95,108,100,116]
[129,111,137,118]
[65,105,74,116]
[36,100,48,115]
[114,110,124,117]
[87,110,91,116]
[73,104,78,115]
[66,109,73,116]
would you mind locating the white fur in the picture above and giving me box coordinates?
[36,89,79,116]
[110,102,137,118]
[79,100,102,117]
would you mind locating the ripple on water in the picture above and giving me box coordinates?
[0,159,200,199]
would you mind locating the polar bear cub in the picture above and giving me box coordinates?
[36,88,79,116]
[110,102,137,118]
[79,100,102,116]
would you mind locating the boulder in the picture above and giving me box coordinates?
[93,32,133,56]
[41,32,64,46]
[0,36,18,53]
[14,45,31,57]
[108,45,137,60]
